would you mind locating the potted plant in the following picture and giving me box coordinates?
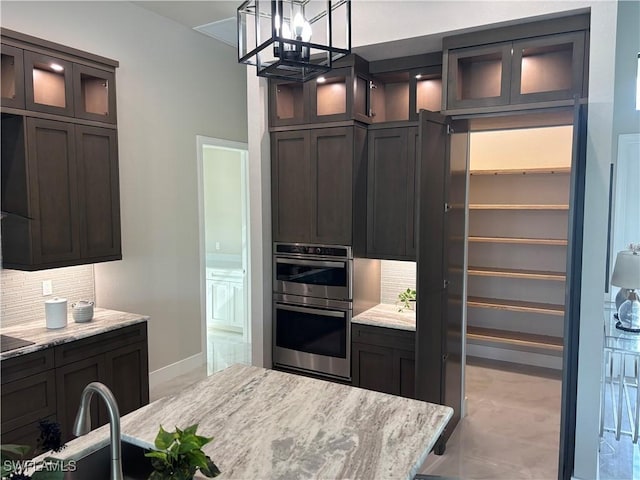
[145,424,220,480]
[397,288,417,312]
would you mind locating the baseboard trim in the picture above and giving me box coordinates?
[149,352,205,390]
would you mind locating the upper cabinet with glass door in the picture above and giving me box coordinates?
[443,13,589,113]
[1,28,118,124]
[268,55,369,127]
[1,44,25,109]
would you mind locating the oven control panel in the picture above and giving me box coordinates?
[274,243,351,258]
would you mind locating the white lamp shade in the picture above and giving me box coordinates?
[611,250,640,289]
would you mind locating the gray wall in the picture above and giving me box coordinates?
[0,1,248,373]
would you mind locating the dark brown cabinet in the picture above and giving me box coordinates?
[1,28,121,271]
[352,323,415,398]
[269,56,369,126]
[366,126,418,260]
[1,116,121,270]
[272,126,366,248]
[0,323,149,447]
[1,44,25,109]
[443,16,588,112]
[24,50,74,117]
[72,63,117,123]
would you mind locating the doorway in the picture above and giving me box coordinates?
[197,136,251,376]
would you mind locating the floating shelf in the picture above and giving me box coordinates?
[469,204,569,211]
[467,266,566,281]
[467,326,564,356]
[468,236,568,246]
[467,296,565,316]
[470,167,571,176]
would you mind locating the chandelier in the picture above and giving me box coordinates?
[238,0,351,82]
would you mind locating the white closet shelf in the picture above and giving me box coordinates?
[468,236,568,246]
[469,167,571,176]
[467,326,564,355]
[469,204,569,210]
[467,266,566,281]
[467,296,565,316]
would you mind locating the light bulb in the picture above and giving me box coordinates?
[301,21,312,42]
[274,14,281,35]
[50,63,64,72]
[292,12,305,37]
[317,76,326,83]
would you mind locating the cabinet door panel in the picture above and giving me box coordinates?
[510,32,585,104]
[352,342,395,395]
[310,127,353,245]
[211,279,231,324]
[72,63,117,123]
[1,371,56,433]
[1,44,25,109]
[272,131,311,242]
[75,125,121,259]
[231,281,245,329]
[367,128,410,258]
[0,415,56,459]
[56,355,105,442]
[26,118,80,264]
[395,349,416,399]
[406,127,419,258]
[104,342,149,418]
[24,50,74,117]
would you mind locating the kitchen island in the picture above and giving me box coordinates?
[54,364,452,479]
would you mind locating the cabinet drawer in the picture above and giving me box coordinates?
[1,370,56,432]
[55,323,147,366]
[1,348,55,384]
[352,324,415,351]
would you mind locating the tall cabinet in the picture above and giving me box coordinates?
[1,28,121,270]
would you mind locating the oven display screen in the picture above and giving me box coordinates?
[276,307,347,358]
[276,262,347,287]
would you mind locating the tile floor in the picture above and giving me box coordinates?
[420,359,562,480]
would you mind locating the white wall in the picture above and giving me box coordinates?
[203,148,242,256]
[245,2,617,479]
[0,1,248,373]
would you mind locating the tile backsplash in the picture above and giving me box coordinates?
[1,265,95,328]
[380,260,416,305]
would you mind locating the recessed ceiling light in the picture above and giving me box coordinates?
[50,63,64,72]
[317,76,326,83]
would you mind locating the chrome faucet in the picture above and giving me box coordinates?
[73,382,123,480]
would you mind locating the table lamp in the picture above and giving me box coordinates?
[611,248,640,330]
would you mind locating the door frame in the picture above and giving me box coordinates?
[196,136,250,371]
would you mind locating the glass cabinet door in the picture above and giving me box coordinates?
[510,31,586,104]
[269,79,307,126]
[446,42,512,110]
[73,64,117,123]
[308,67,351,123]
[1,45,25,109]
[24,50,74,116]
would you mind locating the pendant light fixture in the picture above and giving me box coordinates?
[238,0,351,82]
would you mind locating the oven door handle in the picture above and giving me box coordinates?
[275,258,345,269]
[275,303,346,318]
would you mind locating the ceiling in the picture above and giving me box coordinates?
[133,1,238,28]
[133,1,239,46]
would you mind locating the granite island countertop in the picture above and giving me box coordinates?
[0,308,149,361]
[353,303,416,331]
[51,364,452,480]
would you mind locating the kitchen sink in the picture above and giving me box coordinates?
[63,440,154,480]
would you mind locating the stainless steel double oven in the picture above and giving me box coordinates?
[273,243,352,380]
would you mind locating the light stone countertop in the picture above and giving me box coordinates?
[0,308,148,361]
[353,303,417,331]
[50,364,452,480]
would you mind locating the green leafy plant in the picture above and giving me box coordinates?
[397,288,417,312]
[145,424,220,480]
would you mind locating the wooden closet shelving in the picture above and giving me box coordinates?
[467,326,563,356]
[467,266,566,281]
[467,296,565,316]
[468,236,568,246]
[469,204,569,210]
